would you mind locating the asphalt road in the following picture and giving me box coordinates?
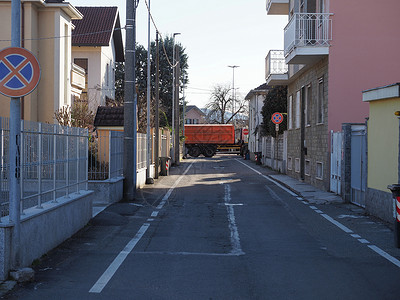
[4,155,400,299]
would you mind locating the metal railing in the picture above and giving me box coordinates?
[284,13,332,56]
[0,117,88,218]
[265,50,288,79]
[88,130,124,180]
[137,133,147,170]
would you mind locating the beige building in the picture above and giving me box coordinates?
[71,6,124,113]
[0,0,82,123]
[185,105,206,124]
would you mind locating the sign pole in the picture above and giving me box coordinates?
[10,0,22,269]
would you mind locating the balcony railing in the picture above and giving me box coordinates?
[265,50,288,79]
[284,13,332,58]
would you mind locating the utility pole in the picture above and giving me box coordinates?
[228,65,239,123]
[174,45,181,165]
[182,76,186,158]
[154,31,160,179]
[124,0,139,200]
[171,32,180,164]
[10,0,22,270]
[146,0,153,184]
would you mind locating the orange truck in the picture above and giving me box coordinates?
[184,124,241,157]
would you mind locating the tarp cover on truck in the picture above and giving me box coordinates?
[185,124,235,144]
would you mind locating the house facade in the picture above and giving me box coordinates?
[72,6,124,113]
[0,0,82,123]
[266,0,400,191]
[362,83,400,223]
[245,83,270,157]
[185,105,206,124]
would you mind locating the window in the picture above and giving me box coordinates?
[317,77,324,124]
[316,161,323,179]
[295,158,300,173]
[288,95,293,129]
[106,63,109,87]
[287,157,292,170]
[305,159,311,176]
[305,85,312,126]
[74,58,88,101]
[295,91,301,129]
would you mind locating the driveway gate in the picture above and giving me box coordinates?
[350,125,367,207]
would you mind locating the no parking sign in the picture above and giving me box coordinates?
[0,47,41,97]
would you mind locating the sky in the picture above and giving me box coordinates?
[68,0,288,108]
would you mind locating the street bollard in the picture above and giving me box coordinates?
[387,184,400,248]
[159,157,171,176]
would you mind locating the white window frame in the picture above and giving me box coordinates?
[295,158,300,173]
[287,156,293,170]
[305,159,311,176]
[305,84,312,126]
[317,77,324,125]
[288,95,293,129]
[295,91,301,129]
[316,161,323,180]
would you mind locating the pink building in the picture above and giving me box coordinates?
[265,0,400,192]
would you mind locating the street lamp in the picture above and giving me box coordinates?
[228,65,239,123]
[172,32,181,164]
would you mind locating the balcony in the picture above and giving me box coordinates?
[284,13,332,65]
[265,50,288,85]
[266,0,289,15]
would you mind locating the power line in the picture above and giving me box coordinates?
[0,27,124,42]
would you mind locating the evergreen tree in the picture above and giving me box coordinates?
[261,86,287,136]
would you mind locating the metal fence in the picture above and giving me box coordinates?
[0,117,88,218]
[88,130,124,180]
[137,133,147,170]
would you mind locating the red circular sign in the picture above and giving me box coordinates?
[271,112,283,124]
[243,128,249,135]
[0,47,41,97]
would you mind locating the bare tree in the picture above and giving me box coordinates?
[206,84,248,124]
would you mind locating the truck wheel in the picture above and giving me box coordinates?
[203,147,215,157]
[189,147,201,157]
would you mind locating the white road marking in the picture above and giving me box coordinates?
[89,223,150,293]
[132,251,240,257]
[320,214,353,233]
[368,245,400,268]
[156,162,194,210]
[237,159,400,270]
[90,162,195,293]
[310,206,318,210]
[358,239,370,244]
[315,210,323,214]
[224,184,245,256]
[235,159,298,196]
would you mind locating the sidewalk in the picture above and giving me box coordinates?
[269,174,343,205]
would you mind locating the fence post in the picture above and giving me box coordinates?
[76,128,80,194]
[0,117,2,222]
[85,129,88,190]
[108,130,112,180]
[37,122,43,208]
[53,125,57,203]
[20,120,24,215]
[65,126,70,198]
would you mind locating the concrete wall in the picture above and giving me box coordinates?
[0,191,93,280]
[88,177,124,205]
